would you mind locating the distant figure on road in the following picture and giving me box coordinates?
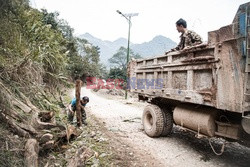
[68,96,89,125]
[166,18,202,54]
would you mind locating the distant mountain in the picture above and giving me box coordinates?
[131,35,176,58]
[79,33,176,66]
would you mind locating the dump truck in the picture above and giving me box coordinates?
[128,2,250,146]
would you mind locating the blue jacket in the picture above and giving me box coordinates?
[71,98,86,107]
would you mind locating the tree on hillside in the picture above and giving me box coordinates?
[108,46,142,70]
[40,10,104,81]
[108,67,126,81]
[74,38,102,78]
[41,9,59,30]
[108,47,141,81]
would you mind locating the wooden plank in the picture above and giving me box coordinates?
[136,61,217,71]
[168,55,172,63]
[25,139,39,167]
[135,64,213,73]
[135,47,214,65]
[154,58,158,64]
[75,79,82,127]
[167,71,172,89]
[187,70,194,90]
[135,89,206,104]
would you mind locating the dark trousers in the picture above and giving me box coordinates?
[68,106,86,124]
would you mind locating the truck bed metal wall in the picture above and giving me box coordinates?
[128,4,250,113]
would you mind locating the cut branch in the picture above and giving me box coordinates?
[75,79,82,127]
[24,139,39,167]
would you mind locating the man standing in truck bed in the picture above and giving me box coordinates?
[166,18,202,54]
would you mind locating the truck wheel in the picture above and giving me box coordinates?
[161,108,173,136]
[142,104,164,137]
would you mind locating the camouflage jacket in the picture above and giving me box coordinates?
[175,30,202,50]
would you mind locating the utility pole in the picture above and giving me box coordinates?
[116,10,138,99]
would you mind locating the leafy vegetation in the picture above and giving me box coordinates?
[0,1,141,166]
[0,0,103,107]
[108,46,141,69]
[0,1,104,165]
[108,46,141,81]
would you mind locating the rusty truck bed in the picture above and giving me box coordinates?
[128,4,250,114]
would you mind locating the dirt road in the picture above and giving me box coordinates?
[76,87,250,167]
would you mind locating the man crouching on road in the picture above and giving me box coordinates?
[68,96,89,125]
[166,18,202,54]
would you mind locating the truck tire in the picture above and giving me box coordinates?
[142,104,164,137]
[161,108,173,136]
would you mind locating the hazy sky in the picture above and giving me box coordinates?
[30,0,249,43]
